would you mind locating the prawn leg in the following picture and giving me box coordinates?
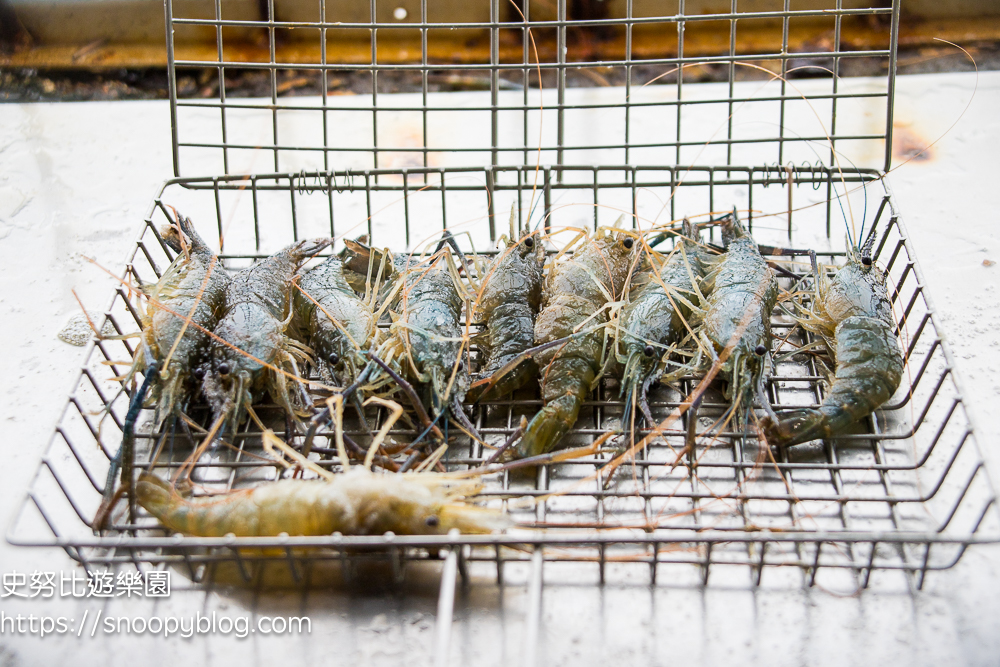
[367,352,445,445]
[300,361,375,457]
[451,395,485,446]
[92,361,159,530]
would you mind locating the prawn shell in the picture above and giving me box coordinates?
[471,236,545,400]
[145,258,230,369]
[478,247,543,315]
[534,295,607,368]
[471,300,539,400]
[703,236,778,363]
[137,470,507,537]
[211,303,285,375]
[512,232,636,459]
[294,256,374,373]
[821,261,895,331]
[620,236,709,381]
[761,315,903,447]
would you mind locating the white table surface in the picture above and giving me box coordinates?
[0,70,998,666]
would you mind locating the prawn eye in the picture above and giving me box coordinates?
[425,515,439,528]
[861,255,873,267]
[193,367,205,380]
[218,362,231,376]
[329,352,340,365]
[754,345,767,356]
[623,237,634,249]
[643,345,655,357]
[524,237,534,248]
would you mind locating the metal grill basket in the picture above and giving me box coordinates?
[9,0,999,609]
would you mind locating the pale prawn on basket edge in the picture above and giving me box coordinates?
[136,469,507,537]
[136,396,508,538]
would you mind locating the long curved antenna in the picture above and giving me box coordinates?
[528,193,545,232]
[409,410,447,450]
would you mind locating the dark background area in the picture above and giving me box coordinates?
[2,41,998,103]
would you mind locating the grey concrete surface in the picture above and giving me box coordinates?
[0,71,998,666]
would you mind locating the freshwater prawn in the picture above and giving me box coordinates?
[617,218,711,438]
[510,222,639,460]
[292,253,379,389]
[699,210,779,430]
[199,237,331,436]
[137,396,507,537]
[367,234,487,447]
[94,211,231,528]
[760,225,903,447]
[467,205,546,402]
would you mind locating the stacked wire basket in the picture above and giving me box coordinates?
[9,0,999,599]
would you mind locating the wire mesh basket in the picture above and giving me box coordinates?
[9,0,999,607]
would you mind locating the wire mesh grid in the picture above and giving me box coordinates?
[6,0,999,633]
[7,165,999,594]
[163,0,900,178]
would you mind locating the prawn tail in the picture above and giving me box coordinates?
[136,471,245,537]
[511,358,595,460]
[135,471,178,521]
[759,410,829,448]
[438,503,511,534]
[759,397,867,447]
[762,316,903,449]
[512,393,585,460]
